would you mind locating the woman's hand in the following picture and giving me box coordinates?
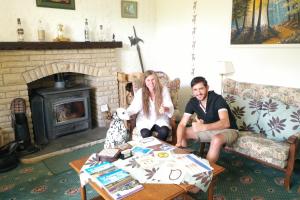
[159,105,170,114]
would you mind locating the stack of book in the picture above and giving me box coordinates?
[84,161,143,200]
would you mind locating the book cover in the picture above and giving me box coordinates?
[97,169,130,186]
[84,161,117,179]
[96,168,143,200]
[107,179,143,200]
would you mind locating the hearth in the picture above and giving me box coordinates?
[30,85,92,145]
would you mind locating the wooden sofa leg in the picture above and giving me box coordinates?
[199,142,207,157]
[284,141,297,191]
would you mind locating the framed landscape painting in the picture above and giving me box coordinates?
[231,0,300,44]
[36,0,75,10]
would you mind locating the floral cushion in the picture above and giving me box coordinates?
[257,98,300,142]
[224,93,262,133]
[232,131,289,168]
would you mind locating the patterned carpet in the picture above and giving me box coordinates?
[0,141,299,200]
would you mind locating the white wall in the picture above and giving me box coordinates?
[154,0,300,113]
[1,0,300,114]
[0,0,156,73]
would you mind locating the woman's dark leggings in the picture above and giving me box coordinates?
[140,125,170,141]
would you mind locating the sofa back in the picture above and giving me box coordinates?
[223,79,300,141]
[223,79,300,107]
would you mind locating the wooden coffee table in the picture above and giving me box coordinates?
[69,149,225,200]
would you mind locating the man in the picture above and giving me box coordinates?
[176,76,238,163]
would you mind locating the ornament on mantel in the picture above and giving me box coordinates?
[53,24,70,42]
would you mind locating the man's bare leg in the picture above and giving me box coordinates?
[176,128,197,147]
[206,134,226,163]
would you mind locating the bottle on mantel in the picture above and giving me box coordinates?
[37,20,45,42]
[98,24,105,41]
[17,18,24,42]
[84,18,90,42]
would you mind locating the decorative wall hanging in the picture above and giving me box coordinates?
[231,0,300,44]
[121,1,138,18]
[36,0,75,10]
[191,0,198,76]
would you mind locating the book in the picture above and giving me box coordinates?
[85,161,117,178]
[98,148,121,162]
[84,161,143,200]
[96,168,143,200]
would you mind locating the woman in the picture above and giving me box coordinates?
[127,70,174,141]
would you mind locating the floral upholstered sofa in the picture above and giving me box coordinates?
[117,71,180,144]
[222,78,300,190]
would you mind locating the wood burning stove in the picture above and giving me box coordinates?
[30,85,92,145]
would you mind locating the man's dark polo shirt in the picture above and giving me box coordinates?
[185,91,237,129]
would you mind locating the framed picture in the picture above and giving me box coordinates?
[121,1,137,18]
[36,0,75,10]
[230,0,300,45]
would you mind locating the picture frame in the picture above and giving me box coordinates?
[230,0,300,45]
[36,0,75,10]
[121,1,137,18]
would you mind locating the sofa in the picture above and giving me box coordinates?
[117,71,180,144]
[222,78,300,190]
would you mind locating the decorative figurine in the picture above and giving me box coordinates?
[53,24,70,42]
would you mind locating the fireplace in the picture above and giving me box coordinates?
[0,42,122,147]
[30,85,92,145]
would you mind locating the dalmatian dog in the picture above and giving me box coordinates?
[104,108,130,149]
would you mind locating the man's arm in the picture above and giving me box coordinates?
[175,114,191,147]
[192,110,230,132]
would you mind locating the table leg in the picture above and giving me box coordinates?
[80,185,87,200]
[207,177,217,200]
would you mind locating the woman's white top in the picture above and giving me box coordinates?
[126,86,174,133]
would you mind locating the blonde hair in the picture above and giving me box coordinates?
[142,70,163,117]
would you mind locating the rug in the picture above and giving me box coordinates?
[1,141,300,200]
[43,143,104,175]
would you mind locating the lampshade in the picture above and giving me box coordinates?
[218,61,235,75]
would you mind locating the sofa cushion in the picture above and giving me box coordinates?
[258,98,300,142]
[231,131,290,168]
[224,93,262,133]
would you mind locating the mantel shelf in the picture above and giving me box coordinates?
[0,41,123,50]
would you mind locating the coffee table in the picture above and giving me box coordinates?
[69,148,225,200]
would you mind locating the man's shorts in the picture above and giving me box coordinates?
[196,129,238,145]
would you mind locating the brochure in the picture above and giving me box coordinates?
[131,146,153,156]
[138,136,162,147]
[175,154,213,175]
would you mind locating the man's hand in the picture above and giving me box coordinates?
[192,116,206,132]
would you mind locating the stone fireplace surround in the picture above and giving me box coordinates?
[0,42,122,146]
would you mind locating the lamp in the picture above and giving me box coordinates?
[218,61,235,95]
